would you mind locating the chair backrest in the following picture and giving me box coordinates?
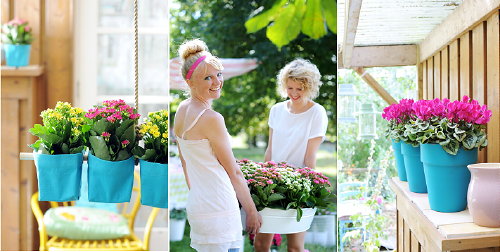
[47,172,142,231]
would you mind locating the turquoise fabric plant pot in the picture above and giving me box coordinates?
[400,142,427,193]
[391,139,407,181]
[4,44,31,67]
[139,159,168,208]
[421,144,477,212]
[87,153,135,203]
[33,152,83,202]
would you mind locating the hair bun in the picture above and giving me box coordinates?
[178,39,208,60]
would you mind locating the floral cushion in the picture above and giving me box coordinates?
[43,206,130,240]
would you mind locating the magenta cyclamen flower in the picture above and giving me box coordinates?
[382,99,414,123]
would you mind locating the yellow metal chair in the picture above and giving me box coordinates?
[31,172,161,251]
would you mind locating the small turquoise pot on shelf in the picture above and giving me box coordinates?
[139,159,168,208]
[87,153,135,203]
[391,139,407,181]
[400,142,427,193]
[4,44,31,67]
[33,151,83,202]
[421,144,477,212]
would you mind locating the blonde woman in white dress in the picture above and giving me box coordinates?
[254,59,328,252]
[173,39,262,252]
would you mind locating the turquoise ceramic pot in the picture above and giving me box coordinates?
[421,144,477,212]
[4,44,30,67]
[401,142,427,193]
[391,139,407,181]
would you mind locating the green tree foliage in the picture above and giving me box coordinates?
[245,0,337,48]
[170,0,336,146]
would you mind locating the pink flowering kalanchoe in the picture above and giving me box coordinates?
[238,159,333,221]
[86,100,140,161]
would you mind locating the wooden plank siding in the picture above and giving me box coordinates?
[418,10,500,164]
[1,0,72,250]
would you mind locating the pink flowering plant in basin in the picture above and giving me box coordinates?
[406,96,491,155]
[382,99,417,144]
[85,100,141,161]
[238,159,333,221]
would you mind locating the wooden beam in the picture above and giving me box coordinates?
[342,0,363,68]
[349,45,417,67]
[353,67,397,105]
[419,0,500,61]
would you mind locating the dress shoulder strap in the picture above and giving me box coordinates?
[181,108,209,139]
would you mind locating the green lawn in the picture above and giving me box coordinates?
[170,142,337,251]
[170,223,336,252]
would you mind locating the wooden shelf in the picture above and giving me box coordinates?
[390,177,500,251]
[1,65,44,77]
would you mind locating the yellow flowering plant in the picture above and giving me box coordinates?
[133,110,168,164]
[29,102,91,154]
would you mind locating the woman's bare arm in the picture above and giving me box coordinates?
[303,137,323,169]
[264,128,273,162]
[177,146,191,189]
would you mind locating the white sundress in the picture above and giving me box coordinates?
[176,108,242,252]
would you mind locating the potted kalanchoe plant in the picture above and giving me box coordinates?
[2,18,33,67]
[382,99,415,182]
[408,96,491,212]
[239,159,333,234]
[85,99,140,203]
[29,101,90,201]
[133,110,169,208]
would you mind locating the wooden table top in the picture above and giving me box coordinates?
[390,177,500,250]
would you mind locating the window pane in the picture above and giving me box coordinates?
[97,34,168,96]
[99,0,168,28]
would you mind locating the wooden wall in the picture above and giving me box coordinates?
[1,0,73,107]
[1,0,73,250]
[419,10,500,164]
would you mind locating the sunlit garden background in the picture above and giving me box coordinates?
[168,0,336,251]
[337,66,416,251]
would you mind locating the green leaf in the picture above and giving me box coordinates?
[132,146,145,158]
[296,207,303,222]
[89,136,111,160]
[443,141,459,155]
[463,134,477,149]
[29,140,42,151]
[115,150,131,161]
[120,124,136,143]
[244,0,287,33]
[251,194,262,206]
[142,149,157,160]
[61,143,70,154]
[116,119,134,137]
[93,118,110,135]
[321,0,336,33]
[29,124,49,136]
[268,193,285,202]
[266,3,303,49]
[69,146,85,154]
[42,133,64,145]
[302,0,327,39]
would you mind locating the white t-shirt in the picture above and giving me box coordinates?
[268,101,328,168]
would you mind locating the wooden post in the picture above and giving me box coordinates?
[352,67,397,105]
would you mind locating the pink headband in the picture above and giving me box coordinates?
[186,55,207,80]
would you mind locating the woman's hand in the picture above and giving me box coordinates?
[245,210,262,234]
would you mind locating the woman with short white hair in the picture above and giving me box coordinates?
[254,59,329,252]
